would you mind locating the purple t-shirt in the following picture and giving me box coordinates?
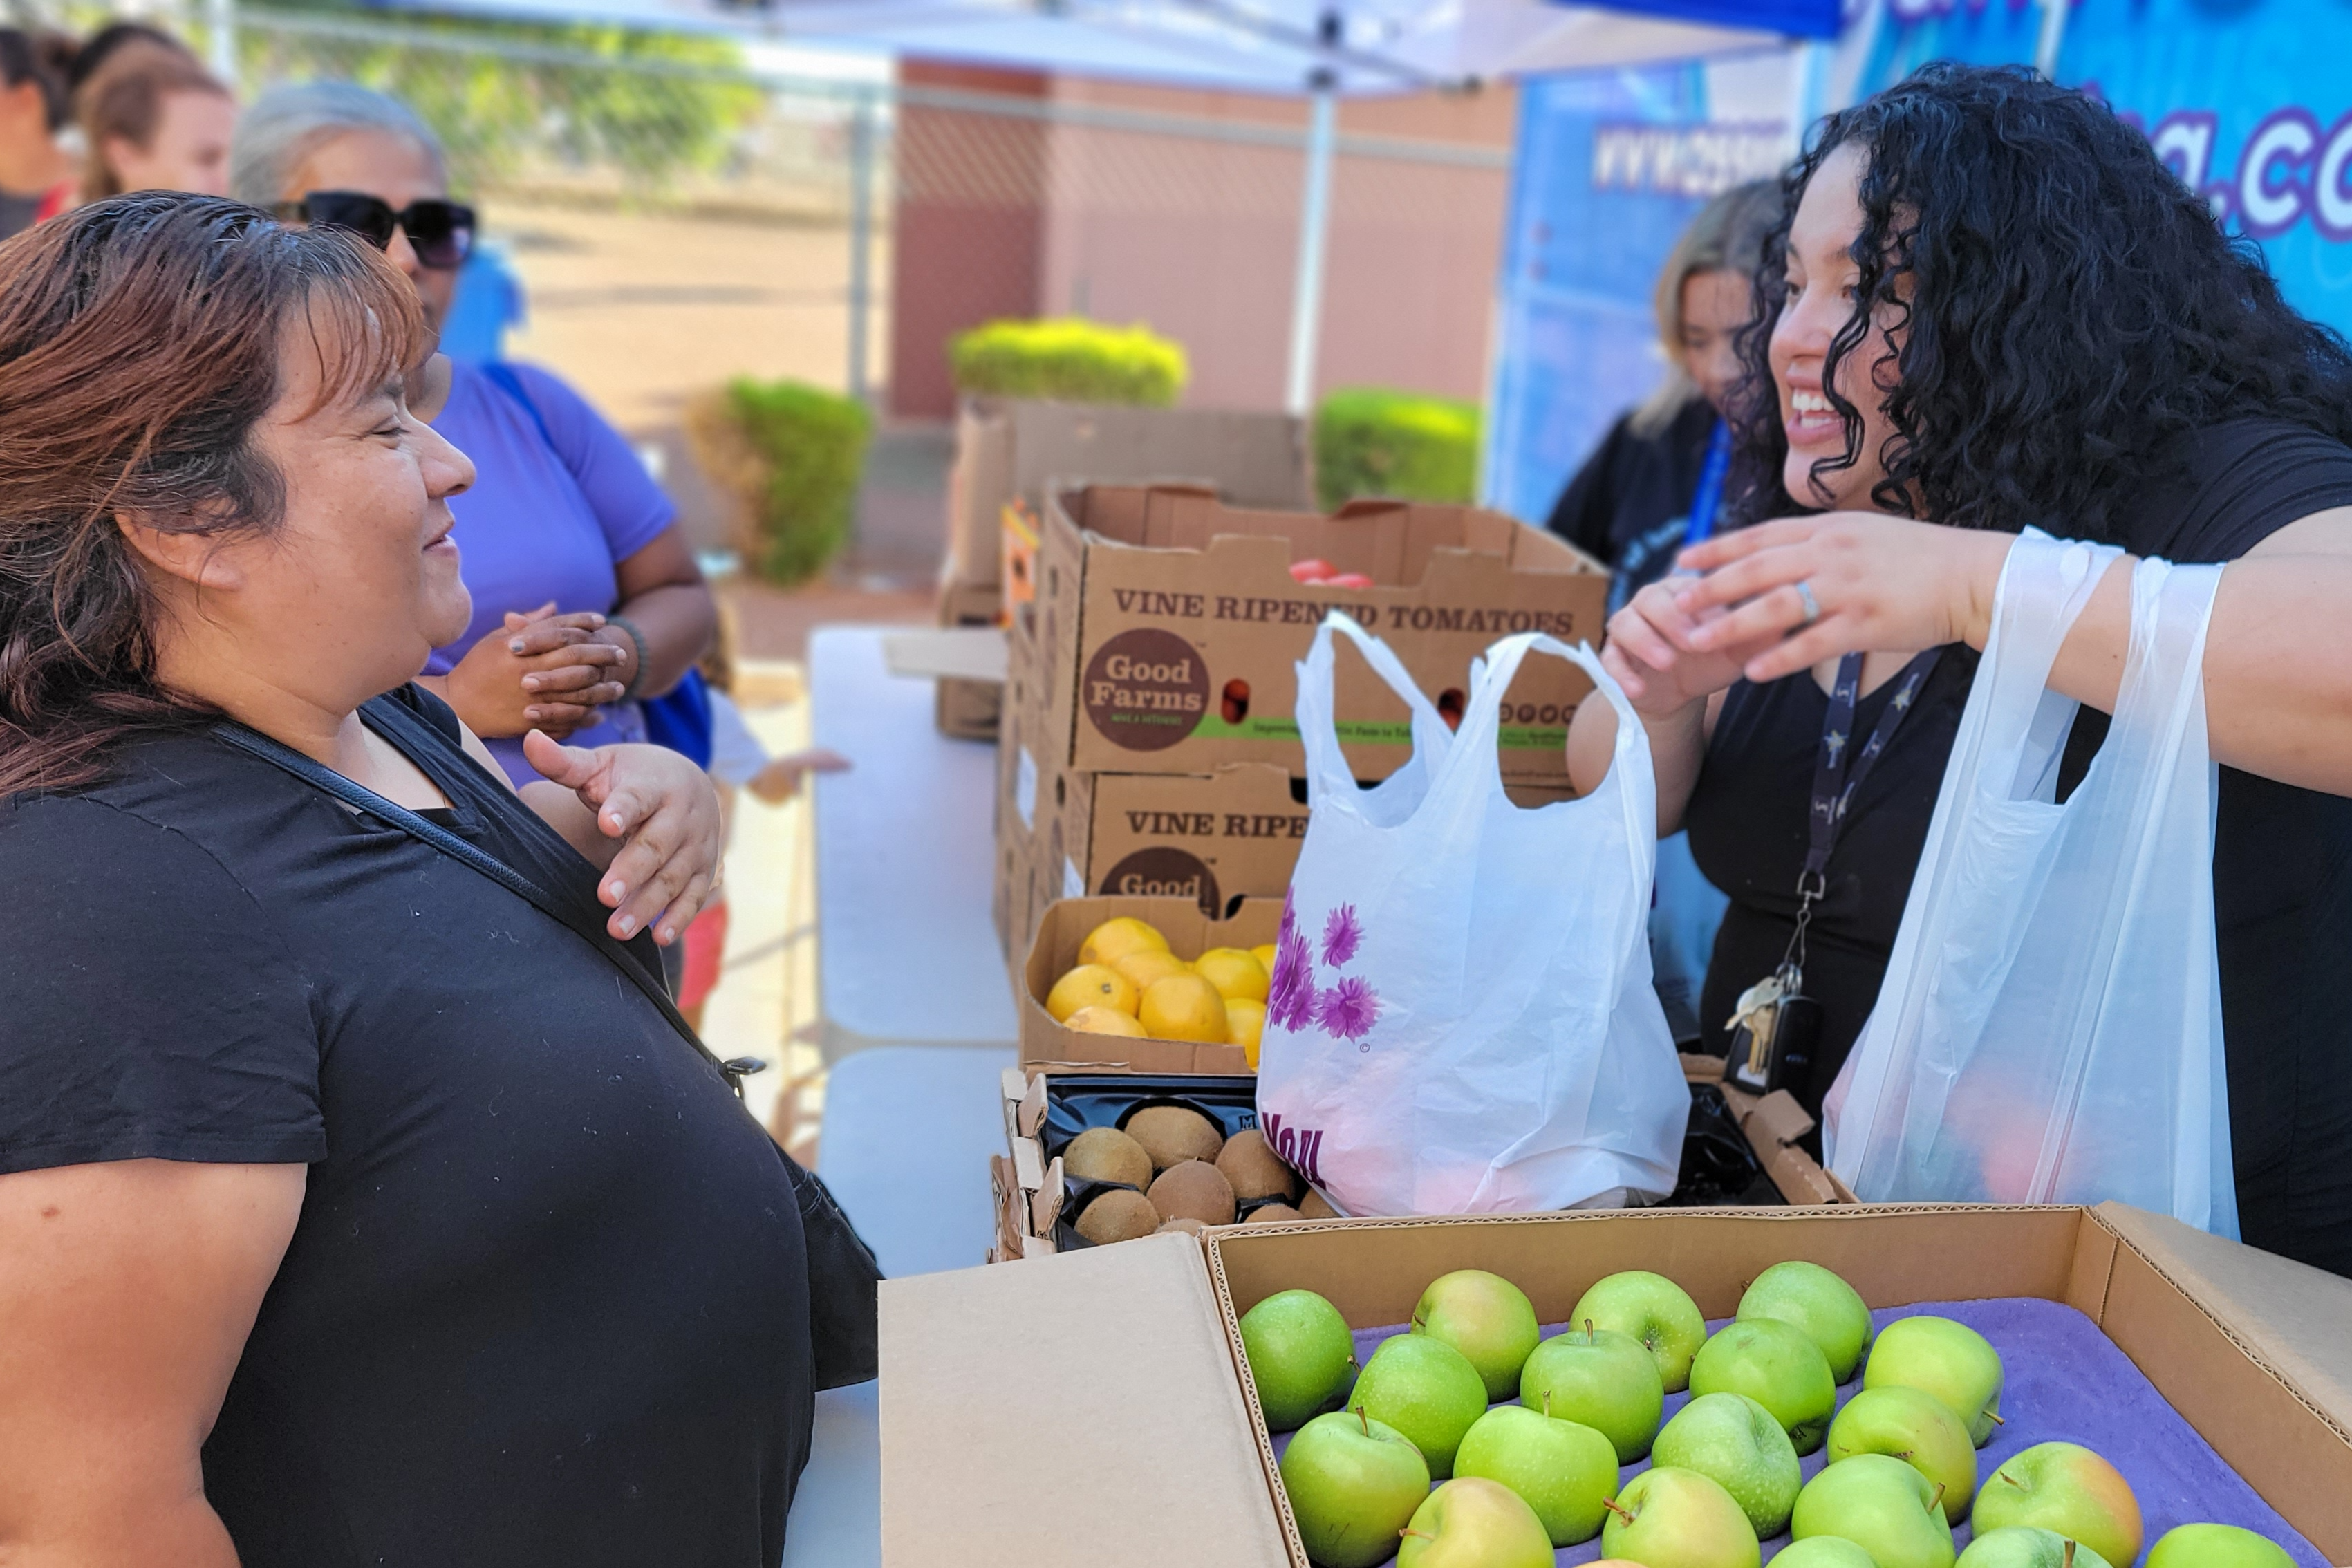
[427,361,675,784]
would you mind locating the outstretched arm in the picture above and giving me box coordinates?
[1673,510,2352,796]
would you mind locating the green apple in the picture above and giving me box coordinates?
[1240,1289,1357,1432]
[2148,1523,2297,1568]
[1518,1324,1665,1463]
[1354,1331,1491,1480]
[1774,1540,1883,1568]
[1278,1408,1431,1568]
[1972,1442,2144,1568]
[1397,1475,1554,1568]
[1827,1383,1979,1521]
[1452,1403,1618,1547]
[1738,1260,1875,1382]
[1413,1269,1540,1402]
[1864,1316,2006,1446]
[1652,1391,1802,1538]
[1688,1318,1838,1455]
[1958,1526,2117,1568]
[1791,1451,1958,1568]
[1598,1465,1762,1568]
[1571,1269,1708,1392]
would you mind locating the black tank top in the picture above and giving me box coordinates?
[1681,417,2352,1278]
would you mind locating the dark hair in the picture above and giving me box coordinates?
[0,193,423,797]
[81,55,232,201]
[65,22,188,96]
[0,27,77,132]
[1726,62,2352,538]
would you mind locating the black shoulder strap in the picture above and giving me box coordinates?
[212,718,762,1094]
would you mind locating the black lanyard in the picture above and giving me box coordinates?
[1800,648,1942,905]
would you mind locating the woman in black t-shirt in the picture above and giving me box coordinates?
[1569,64,2352,1278]
[0,196,815,1564]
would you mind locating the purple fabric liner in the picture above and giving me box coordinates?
[1267,1296,2325,1566]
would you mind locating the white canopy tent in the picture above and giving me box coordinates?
[252,0,1842,407]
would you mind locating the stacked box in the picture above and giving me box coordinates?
[992,483,1605,960]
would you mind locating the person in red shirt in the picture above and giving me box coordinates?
[0,28,74,238]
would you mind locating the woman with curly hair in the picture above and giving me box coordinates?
[1569,62,2352,1276]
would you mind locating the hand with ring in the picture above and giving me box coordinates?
[1670,512,2017,684]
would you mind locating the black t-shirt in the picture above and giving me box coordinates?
[0,685,812,1567]
[1686,418,2352,1278]
[1546,397,1719,588]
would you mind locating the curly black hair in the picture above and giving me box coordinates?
[1724,62,2352,539]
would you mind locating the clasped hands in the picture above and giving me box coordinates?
[1600,512,2014,716]
[445,601,640,740]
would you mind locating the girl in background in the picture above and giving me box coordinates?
[0,29,74,238]
[78,54,235,201]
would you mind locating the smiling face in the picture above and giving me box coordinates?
[1768,141,1911,512]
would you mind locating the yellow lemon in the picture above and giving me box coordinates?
[1195,946,1270,1004]
[1226,999,1267,1069]
[1079,916,1170,969]
[1251,943,1278,974]
[1139,973,1230,1044]
[1066,1005,1146,1038]
[1112,949,1192,992]
[1045,963,1139,1022]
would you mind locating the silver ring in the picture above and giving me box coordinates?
[1794,579,1822,627]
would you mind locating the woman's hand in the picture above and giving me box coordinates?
[1672,514,2014,682]
[442,601,628,740]
[521,733,722,945]
[1599,575,1778,716]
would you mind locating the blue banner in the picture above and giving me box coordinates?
[1483,59,1793,524]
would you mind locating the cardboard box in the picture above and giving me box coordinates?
[932,575,1005,740]
[881,1204,2352,1568]
[1018,895,1277,1074]
[1017,484,1609,786]
[944,399,1312,591]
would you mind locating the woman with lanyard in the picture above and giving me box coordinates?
[1546,179,1780,610]
[1569,64,2352,1280]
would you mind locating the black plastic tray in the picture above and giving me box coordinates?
[1046,1074,1778,1249]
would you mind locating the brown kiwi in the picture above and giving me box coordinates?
[1155,1216,1209,1237]
[1063,1126,1153,1189]
[1147,1159,1237,1226]
[1215,1129,1300,1203]
[1244,1203,1303,1224]
[1074,1188,1160,1245]
[1124,1105,1224,1169]
[1297,1188,1339,1220]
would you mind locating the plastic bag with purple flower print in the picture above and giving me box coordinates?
[1254,613,1691,1216]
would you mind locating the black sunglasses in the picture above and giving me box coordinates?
[274,191,476,270]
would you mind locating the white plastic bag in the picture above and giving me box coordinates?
[1254,613,1690,1216]
[1824,531,2237,1235]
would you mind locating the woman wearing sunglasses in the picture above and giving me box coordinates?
[230,83,718,790]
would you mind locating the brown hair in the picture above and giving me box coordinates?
[0,192,423,797]
[0,27,77,132]
[80,54,230,201]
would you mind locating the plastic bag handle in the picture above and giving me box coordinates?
[1294,611,1451,807]
[1447,631,1657,862]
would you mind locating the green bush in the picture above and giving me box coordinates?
[1314,388,1482,511]
[948,318,1187,407]
[689,379,873,586]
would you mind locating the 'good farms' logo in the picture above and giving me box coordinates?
[1083,628,1208,751]
[1099,847,1220,916]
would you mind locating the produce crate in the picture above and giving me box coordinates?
[1016,483,1608,787]
[883,1205,2352,1568]
[945,398,1311,592]
[933,574,1004,740]
[1017,895,1280,1074]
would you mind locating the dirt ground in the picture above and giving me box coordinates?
[488,196,942,634]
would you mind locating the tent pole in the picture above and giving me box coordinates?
[1285,82,1336,419]
[207,0,238,82]
[2034,0,2071,80]
[846,87,877,407]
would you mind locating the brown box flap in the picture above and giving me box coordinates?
[879,1236,1291,1568]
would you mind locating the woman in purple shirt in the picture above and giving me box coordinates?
[230,82,717,786]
